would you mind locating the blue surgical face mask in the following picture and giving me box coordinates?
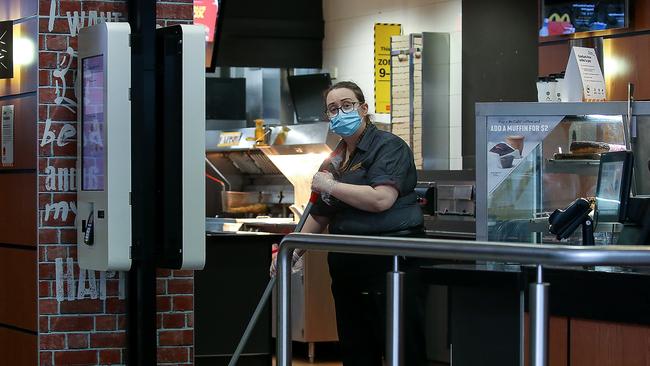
[329,110,362,136]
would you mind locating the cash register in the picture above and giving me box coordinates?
[549,151,650,245]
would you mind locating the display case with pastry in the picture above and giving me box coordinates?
[476,104,642,249]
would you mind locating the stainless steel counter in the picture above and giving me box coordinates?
[206,217,296,234]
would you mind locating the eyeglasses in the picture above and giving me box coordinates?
[326,101,359,118]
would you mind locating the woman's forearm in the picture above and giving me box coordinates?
[330,183,398,213]
[301,214,329,234]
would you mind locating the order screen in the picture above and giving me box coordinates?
[81,55,105,191]
[596,160,624,220]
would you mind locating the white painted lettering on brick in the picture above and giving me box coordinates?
[99,271,107,300]
[40,119,77,147]
[40,119,56,147]
[55,257,77,302]
[48,0,56,32]
[65,10,122,37]
[87,11,101,28]
[44,201,77,223]
[58,123,76,146]
[65,11,84,38]
[45,165,56,190]
[77,268,98,299]
[118,271,126,300]
[88,11,110,27]
[44,3,122,122]
[53,47,77,113]
[45,166,78,192]
[66,258,76,300]
[54,259,125,302]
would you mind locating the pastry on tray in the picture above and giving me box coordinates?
[569,141,611,154]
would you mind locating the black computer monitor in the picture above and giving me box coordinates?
[205,78,246,120]
[595,151,634,223]
[287,73,331,123]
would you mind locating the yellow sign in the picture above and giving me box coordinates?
[374,23,401,114]
[218,132,242,147]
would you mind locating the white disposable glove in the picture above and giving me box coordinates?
[269,245,304,278]
[311,171,338,195]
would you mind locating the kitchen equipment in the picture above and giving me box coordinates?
[218,190,294,215]
[206,122,336,219]
[437,184,475,216]
[220,191,268,214]
[205,218,244,233]
[417,170,476,239]
[415,182,436,215]
[206,217,296,234]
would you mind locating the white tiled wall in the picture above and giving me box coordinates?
[323,0,463,169]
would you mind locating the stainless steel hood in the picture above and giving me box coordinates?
[206,122,339,155]
[206,122,337,212]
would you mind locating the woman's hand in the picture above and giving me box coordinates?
[269,244,305,278]
[311,171,338,194]
[269,215,329,278]
[269,244,279,277]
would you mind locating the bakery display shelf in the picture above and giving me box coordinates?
[545,158,600,175]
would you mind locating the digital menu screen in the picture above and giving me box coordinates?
[596,160,624,221]
[541,0,627,37]
[81,55,105,191]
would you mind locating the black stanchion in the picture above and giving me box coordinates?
[127,0,158,364]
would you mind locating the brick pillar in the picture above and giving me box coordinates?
[390,33,423,169]
[37,1,195,365]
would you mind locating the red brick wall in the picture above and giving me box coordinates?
[37,0,195,365]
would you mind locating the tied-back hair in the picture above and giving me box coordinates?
[323,81,373,125]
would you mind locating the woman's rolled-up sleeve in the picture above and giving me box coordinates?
[308,194,337,217]
[366,139,414,196]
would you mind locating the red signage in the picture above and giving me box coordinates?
[193,0,218,42]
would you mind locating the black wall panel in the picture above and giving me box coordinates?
[215,0,324,68]
[462,0,539,170]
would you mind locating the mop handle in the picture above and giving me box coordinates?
[228,191,319,366]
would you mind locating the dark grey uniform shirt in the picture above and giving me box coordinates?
[310,123,423,285]
[310,123,423,235]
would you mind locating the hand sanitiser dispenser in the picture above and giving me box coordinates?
[77,22,132,271]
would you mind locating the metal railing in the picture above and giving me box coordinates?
[276,233,650,366]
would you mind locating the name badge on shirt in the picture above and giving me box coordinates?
[348,162,364,172]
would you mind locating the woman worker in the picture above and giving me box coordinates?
[272,81,426,365]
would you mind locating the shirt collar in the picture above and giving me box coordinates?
[329,122,377,160]
[355,123,376,152]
